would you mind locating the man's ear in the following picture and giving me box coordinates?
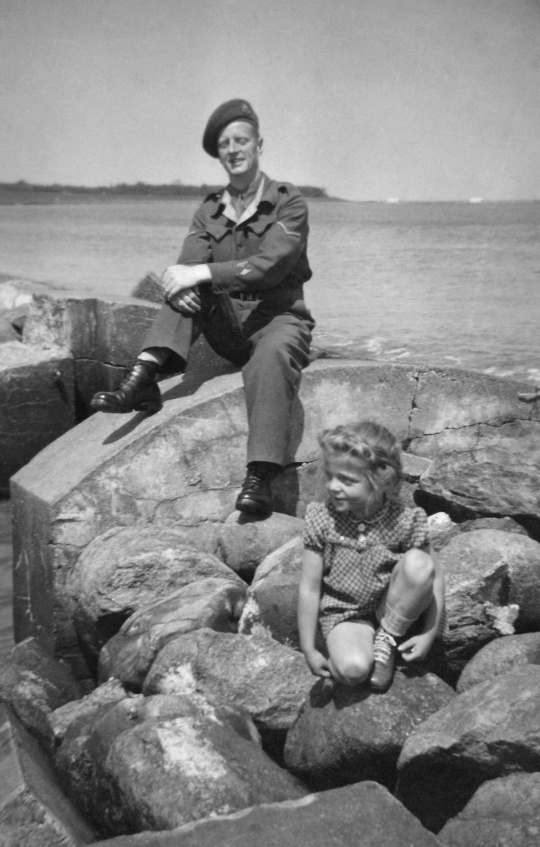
[258,136,264,155]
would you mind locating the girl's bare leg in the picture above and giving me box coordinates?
[379,548,435,637]
[326,620,376,687]
[370,549,436,691]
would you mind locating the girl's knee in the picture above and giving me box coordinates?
[401,548,435,587]
[330,655,372,687]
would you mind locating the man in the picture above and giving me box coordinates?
[91,99,315,516]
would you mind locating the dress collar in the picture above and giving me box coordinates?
[328,497,390,526]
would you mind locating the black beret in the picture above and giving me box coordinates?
[202,99,259,158]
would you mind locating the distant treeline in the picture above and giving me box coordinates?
[0,180,329,199]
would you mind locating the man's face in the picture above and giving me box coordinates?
[217,121,262,181]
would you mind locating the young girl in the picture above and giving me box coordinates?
[298,420,445,691]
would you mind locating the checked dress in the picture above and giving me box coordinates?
[303,498,430,639]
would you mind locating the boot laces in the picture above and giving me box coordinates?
[119,362,155,390]
[373,630,397,665]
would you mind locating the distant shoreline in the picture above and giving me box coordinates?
[0,191,345,207]
[0,181,339,206]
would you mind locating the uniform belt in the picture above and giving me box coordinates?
[230,291,259,301]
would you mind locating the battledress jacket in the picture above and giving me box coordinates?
[177,174,313,320]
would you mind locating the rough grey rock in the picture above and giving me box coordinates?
[427,513,529,554]
[457,631,540,693]
[436,529,540,680]
[98,577,247,689]
[10,637,83,703]
[66,525,244,667]
[426,512,459,552]
[96,781,441,847]
[0,280,34,311]
[438,772,540,847]
[458,515,529,536]
[0,307,24,343]
[0,343,75,494]
[284,668,454,791]
[238,536,309,649]
[143,628,313,747]
[0,643,83,755]
[417,422,540,537]
[50,679,129,749]
[395,666,540,832]
[56,692,306,837]
[216,510,304,582]
[130,272,163,304]
[22,291,159,368]
[0,703,95,846]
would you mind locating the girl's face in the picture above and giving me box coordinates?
[324,452,381,518]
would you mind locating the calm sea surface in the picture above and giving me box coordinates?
[0,199,539,653]
[1,198,539,383]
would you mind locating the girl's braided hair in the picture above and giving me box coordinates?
[319,420,402,500]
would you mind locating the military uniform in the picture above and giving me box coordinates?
[91,98,314,513]
[143,172,315,465]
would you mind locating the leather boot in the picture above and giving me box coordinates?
[235,462,281,516]
[90,360,162,414]
[370,628,399,692]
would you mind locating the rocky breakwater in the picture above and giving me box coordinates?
[0,274,226,496]
[2,358,540,844]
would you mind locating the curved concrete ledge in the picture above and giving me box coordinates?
[10,359,540,674]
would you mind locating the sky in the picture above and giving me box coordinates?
[1,0,540,201]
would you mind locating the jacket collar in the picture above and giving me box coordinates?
[212,173,279,222]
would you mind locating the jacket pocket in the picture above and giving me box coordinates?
[206,222,233,243]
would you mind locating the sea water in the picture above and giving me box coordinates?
[1,198,539,383]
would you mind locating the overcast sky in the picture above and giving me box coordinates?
[1,0,539,200]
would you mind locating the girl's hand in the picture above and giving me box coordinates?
[398,632,435,663]
[304,649,333,679]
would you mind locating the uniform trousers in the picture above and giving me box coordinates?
[141,287,314,466]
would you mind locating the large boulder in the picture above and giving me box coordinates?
[98,577,247,689]
[50,679,129,750]
[436,529,540,680]
[284,668,454,791]
[457,631,540,693]
[143,628,313,751]
[0,641,83,755]
[96,781,441,847]
[55,692,306,837]
[216,510,304,582]
[395,666,540,832]
[0,704,95,846]
[438,772,540,847]
[238,536,308,648]
[417,421,540,537]
[66,526,244,669]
